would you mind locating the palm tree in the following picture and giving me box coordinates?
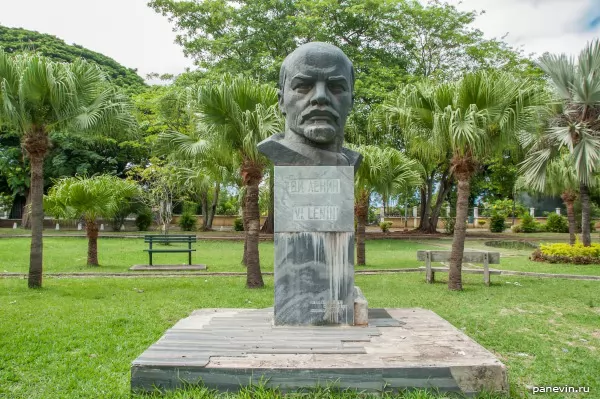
[518,154,580,244]
[390,72,541,290]
[520,40,600,246]
[0,50,135,288]
[351,145,421,265]
[44,175,139,266]
[160,76,281,288]
[375,91,453,234]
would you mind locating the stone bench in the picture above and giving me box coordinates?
[417,250,501,286]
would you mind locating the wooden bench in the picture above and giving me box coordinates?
[144,235,196,266]
[416,250,501,286]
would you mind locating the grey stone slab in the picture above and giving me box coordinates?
[131,308,508,396]
[274,232,354,325]
[274,166,354,232]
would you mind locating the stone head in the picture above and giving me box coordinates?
[278,42,354,150]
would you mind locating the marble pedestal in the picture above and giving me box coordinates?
[274,166,355,325]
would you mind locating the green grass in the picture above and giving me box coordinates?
[2,236,600,276]
[1,275,598,398]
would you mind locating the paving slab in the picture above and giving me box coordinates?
[131,308,507,396]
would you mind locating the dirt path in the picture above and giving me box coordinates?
[2,268,599,280]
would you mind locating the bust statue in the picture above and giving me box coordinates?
[258,42,362,168]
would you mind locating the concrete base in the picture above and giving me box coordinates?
[131,308,508,396]
[129,265,207,271]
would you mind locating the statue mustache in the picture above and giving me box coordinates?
[300,108,340,124]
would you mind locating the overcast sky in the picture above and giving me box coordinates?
[1,0,599,82]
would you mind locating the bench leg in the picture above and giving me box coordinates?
[483,252,490,286]
[149,252,153,266]
[425,252,434,283]
[188,251,192,265]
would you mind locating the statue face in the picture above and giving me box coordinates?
[279,46,353,146]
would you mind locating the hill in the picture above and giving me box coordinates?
[0,25,146,90]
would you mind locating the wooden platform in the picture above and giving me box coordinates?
[129,264,207,271]
[131,308,507,395]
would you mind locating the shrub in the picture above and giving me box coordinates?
[135,208,153,231]
[511,224,522,233]
[545,213,569,233]
[531,241,600,264]
[233,217,244,231]
[379,221,392,233]
[443,217,455,234]
[489,214,505,233]
[477,219,486,226]
[519,213,543,233]
[178,212,197,231]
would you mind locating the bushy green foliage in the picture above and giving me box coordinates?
[379,221,393,233]
[0,26,145,91]
[135,208,153,231]
[178,212,197,231]
[489,214,506,233]
[443,217,455,234]
[233,217,244,231]
[532,241,600,264]
[517,213,544,233]
[482,199,526,218]
[545,213,569,233]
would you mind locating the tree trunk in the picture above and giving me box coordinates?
[448,176,470,291]
[242,163,264,288]
[561,191,577,245]
[580,182,592,246]
[261,167,274,234]
[21,188,32,229]
[427,168,452,233]
[23,128,49,288]
[199,192,209,231]
[207,182,220,229]
[355,189,369,266]
[86,219,99,266]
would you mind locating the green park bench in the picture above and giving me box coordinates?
[417,250,501,286]
[144,235,197,266]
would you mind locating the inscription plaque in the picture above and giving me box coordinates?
[275,166,353,232]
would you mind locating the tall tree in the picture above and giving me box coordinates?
[352,145,421,265]
[162,76,281,288]
[0,50,136,288]
[518,154,581,245]
[520,40,600,246]
[44,175,140,266]
[392,72,541,290]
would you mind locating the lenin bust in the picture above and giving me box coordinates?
[257,42,362,168]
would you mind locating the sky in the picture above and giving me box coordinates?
[1,0,599,82]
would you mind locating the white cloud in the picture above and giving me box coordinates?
[449,0,600,57]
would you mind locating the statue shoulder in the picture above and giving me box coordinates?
[257,133,313,165]
[341,147,363,169]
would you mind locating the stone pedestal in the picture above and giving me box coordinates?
[274,166,354,325]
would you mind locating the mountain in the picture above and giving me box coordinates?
[0,25,146,91]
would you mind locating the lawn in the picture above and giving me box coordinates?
[1,235,600,276]
[1,274,599,398]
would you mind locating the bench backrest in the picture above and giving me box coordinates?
[416,250,500,264]
[144,235,196,243]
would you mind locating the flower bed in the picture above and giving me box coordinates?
[531,242,600,264]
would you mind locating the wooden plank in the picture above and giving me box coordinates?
[417,250,500,264]
[417,267,502,275]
